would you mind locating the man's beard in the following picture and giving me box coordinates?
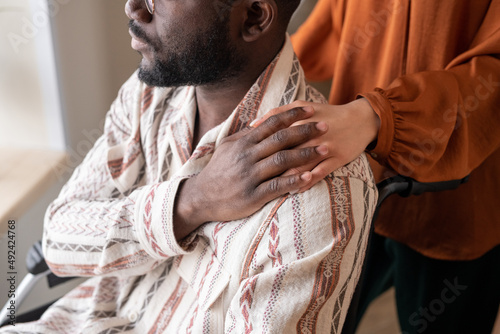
[129,18,245,88]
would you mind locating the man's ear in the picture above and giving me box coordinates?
[240,0,277,42]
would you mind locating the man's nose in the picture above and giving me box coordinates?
[125,0,152,23]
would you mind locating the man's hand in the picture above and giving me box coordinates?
[252,99,380,192]
[173,107,329,239]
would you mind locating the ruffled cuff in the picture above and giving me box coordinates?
[359,89,395,164]
[134,176,195,259]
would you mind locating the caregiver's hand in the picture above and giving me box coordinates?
[252,98,380,192]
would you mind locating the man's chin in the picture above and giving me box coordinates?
[137,67,182,88]
[137,67,159,87]
[137,62,164,87]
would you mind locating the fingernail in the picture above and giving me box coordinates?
[300,172,312,181]
[289,189,298,195]
[302,106,314,113]
[316,145,328,155]
[249,118,259,127]
[315,121,328,131]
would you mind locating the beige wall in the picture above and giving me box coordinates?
[51,0,140,166]
[289,0,331,97]
[0,0,140,152]
[289,0,318,34]
[0,0,48,148]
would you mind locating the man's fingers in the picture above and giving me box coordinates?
[249,106,315,142]
[221,126,252,143]
[250,105,289,128]
[256,145,329,180]
[255,172,313,202]
[254,121,328,159]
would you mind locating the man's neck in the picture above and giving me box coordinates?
[192,39,284,148]
[194,76,254,146]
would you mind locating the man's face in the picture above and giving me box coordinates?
[128,1,246,87]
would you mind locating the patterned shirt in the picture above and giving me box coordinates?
[1,38,377,334]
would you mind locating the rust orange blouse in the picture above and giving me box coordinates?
[292,0,500,260]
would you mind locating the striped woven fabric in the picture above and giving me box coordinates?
[1,37,377,334]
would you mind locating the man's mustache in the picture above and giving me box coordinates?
[129,20,153,46]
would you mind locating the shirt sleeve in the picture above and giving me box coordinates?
[225,154,377,333]
[42,75,193,278]
[361,5,500,182]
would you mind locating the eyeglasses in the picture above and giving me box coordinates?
[145,0,155,14]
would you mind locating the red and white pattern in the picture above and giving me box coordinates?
[0,37,377,334]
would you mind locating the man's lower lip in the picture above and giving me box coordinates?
[131,37,148,51]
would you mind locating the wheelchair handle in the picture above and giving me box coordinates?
[376,174,470,207]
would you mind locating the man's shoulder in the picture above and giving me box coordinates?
[247,153,376,268]
[286,153,375,206]
[303,83,329,105]
[274,153,375,219]
[268,153,376,247]
[331,153,375,188]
